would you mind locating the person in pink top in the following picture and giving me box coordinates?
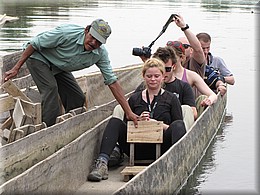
[171,14,206,79]
[166,14,226,98]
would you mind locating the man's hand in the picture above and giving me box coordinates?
[139,55,149,63]
[2,44,35,84]
[3,67,19,82]
[108,81,139,127]
[125,111,139,127]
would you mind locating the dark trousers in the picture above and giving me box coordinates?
[100,117,186,160]
[26,58,85,126]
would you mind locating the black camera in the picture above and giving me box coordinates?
[132,14,177,59]
[132,47,152,58]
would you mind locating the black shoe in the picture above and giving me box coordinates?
[108,145,124,167]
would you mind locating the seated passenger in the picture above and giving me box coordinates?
[196,32,235,85]
[87,58,186,182]
[109,47,196,167]
[112,46,196,136]
[166,15,227,95]
[160,44,218,116]
[166,41,226,96]
[135,46,197,129]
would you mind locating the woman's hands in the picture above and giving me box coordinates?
[138,111,150,121]
[139,111,157,121]
[138,111,168,130]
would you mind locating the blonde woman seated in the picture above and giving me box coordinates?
[113,45,197,130]
[87,58,186,182]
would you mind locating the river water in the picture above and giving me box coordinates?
[0,0,258,194]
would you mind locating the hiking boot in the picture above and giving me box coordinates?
[87,159,108,182]
[108,145,124,167]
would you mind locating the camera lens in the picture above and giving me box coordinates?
[132,48,144,56]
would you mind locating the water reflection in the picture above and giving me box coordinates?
[0,0,258,55]
[0,0,101,53]
[178,113,233,195]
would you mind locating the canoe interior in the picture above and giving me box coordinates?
[0,93,227,194]
[115,93,227,194]
[0,51,227,194]
[0,52,144,187]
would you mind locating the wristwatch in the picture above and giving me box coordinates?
[181,24,189,31]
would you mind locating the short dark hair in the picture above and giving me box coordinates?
[152,46,177,64]
[196,32,211,42]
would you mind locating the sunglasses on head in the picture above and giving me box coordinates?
[166,41,190,53]
[165,66,172,72]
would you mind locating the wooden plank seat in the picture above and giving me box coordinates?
[56,106,87,124]
[0,80,42,144]
[55,113,74,124]
[0,96,15,131]
[1,79,32,102]
[121,120,163,182]
[0,97,41,130]
[1,80,40,128]
[120,166,147,182]
[12,98,41,127]
[8,122,47,143]
[69,106,87,116]
[12,98,30,128]
[0,95,15,113]
[19,98,41,125]
[7,98,43,143]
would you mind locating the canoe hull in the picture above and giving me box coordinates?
[115,93,227,194]
[0,99,116,186]
[0,52,227,194]
[0,93,226,194]
[0,117,111,194]
[0,53,143,185]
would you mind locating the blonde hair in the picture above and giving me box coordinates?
[142,58,165,77]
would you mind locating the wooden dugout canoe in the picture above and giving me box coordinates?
[0,51,143,187]
[0,51,227,194]
[0,93,226,194]
[115,92,226,194]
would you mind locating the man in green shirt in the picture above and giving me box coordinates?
[4,19,138,127]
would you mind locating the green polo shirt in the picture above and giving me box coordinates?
[25,24,117,85]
